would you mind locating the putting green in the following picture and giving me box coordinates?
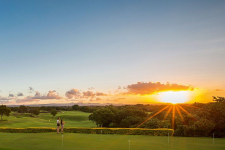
[0,111,96,128]
[0,133,224,150]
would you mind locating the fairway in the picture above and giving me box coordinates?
[0,111,96,128]
[0,133,224,150]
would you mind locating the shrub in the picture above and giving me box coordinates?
[63,128,174,136]
[0,127,56,133]
[0,127,173,136]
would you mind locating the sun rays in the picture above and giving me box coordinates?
[136,103,195,130]
[105,103,200,149]
[135,105,171,128]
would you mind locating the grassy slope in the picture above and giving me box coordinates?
[0,111,96,128]
[0,133,224,150]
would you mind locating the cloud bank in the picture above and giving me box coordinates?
[28,87,34,93]
[83,91,95,97]
[125,82,194,95]
[9,94,14,97]
[16,96,40,104]
[65,89,81,99]
[0,96,10,101]
[96,92,107,96]
[32,91,62,99]
[214,89,223,91]
[17,92,24,96]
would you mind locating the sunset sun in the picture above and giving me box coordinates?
[159,91,189,104]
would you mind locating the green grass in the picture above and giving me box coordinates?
[1,111,225,150]
[0,111,96,128]
[0,133,224,150]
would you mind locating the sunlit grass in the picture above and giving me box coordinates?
[0,111,96,128]
[0,133,224,150]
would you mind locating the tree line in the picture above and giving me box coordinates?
[88,101,225,138]
[1,97,225,137]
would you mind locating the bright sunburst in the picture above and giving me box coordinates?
[159,91,189,104]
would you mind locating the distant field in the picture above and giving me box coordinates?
[0,111,96,128]
[0,133,224,150]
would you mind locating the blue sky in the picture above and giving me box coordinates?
[0,0,225,104]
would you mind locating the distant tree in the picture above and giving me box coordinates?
[40,106,46,111]
[114,109,147,127]
[120,116,143,128]
[212,96,225,102]
[72,105,79,110]
[32,108,40,115]
[27,107,33,114]
[80,106,92,112]
[45,107,53,112]
[143,118,161,129]
[60,106,73,111]
[89,108,114,127]
[26,107,40,116]
[106,105,117,114]
[67,106,73,111]
[10,107,18,112]
[17,105,27,113]
[51,109,57,118]
[194,118,215,137]
[0,105,11,121]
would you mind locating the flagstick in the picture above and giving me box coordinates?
[128,140,130,150]
[62,135,63,146]
[168,132,170,143]
[101,130,102,139]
